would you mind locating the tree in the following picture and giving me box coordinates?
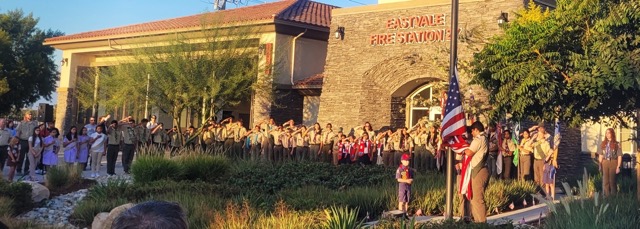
[471,0,640,127]
[0,10,63,114]
[80,21,272,145]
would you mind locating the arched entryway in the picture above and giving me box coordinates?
[390,80,446,128]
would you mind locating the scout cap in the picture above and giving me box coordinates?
[401,154,410,161]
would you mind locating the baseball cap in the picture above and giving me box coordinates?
[401,154,410,161]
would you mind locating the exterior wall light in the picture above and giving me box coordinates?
[334,26,345,40]
[497,12,509,25]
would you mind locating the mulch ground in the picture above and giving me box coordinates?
[49,179,97,198]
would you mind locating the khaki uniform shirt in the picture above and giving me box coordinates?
[532,137,551,160]
[136,126,150,143]
[272,130,283,145]
[107,126,121,145]
[308,130,321,145]
[17,120,38,141]
[468,133,488,169]
[0,128,11,146]
[234,126,247,143]
[321,130,336,145]
[121,125,137,145]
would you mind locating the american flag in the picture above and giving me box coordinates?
[441,64,469,153]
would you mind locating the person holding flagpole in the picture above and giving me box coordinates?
[460,121,489,223]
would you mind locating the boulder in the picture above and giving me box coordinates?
[91,212,109,229]
[103,203,136,229]
[22,181,50,202]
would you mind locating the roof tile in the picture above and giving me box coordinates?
[45,0,337,43]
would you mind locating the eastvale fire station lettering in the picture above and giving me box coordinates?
[370,13,456,46]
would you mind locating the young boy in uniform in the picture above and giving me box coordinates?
[396,153,414,213]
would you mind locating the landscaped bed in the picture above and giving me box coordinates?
[66,150,538,228]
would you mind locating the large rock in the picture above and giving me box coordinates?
[22,181,50,202]
[91,212,109,229]
[103,203,136,229]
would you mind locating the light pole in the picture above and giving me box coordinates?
[144,73,150,118]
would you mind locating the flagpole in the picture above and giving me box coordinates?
[445,0,460,220]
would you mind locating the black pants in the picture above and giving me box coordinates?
[358,154,371,165]
[321,145,332,163]
[18,139,29,173]
[106,145,119,175]
[122,144,135,173]
[273,145,283,162]
[0,146,7,171]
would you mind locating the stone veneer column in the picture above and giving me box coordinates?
[55,52,90,133]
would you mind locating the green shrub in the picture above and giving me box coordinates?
[544,193,640,229]
[0,180,33,215]
[85,179,130,200]
[70,197,129,227]
[131,156,183,183]
[485,179,536,214]
[321,206,364,229]
[145,192,225,229]
[180,155,230,183]
[0,216,45,229]
[0,196,13,216]
[45,165,83,190]
[228,161,393,195]
[338,186,393,219]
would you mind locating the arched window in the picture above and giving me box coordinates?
[406,83,445,128]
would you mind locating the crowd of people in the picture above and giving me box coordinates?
[0,111,627,223]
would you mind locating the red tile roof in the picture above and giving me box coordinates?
[293,73,323,89]
[45,0,337,43]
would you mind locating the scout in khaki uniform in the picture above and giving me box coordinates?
[517,130,533,181]
[410,126,427,171]
[106,120,122,176]
[308,123,322,162]
[0,119,12,173]
[120,118,137,174]
[270,126,284,162]
[319,123,336,164]
[136,119,151,149]
[531,126,551,187]
[376,129,394,167]
[462,121,489,223]
[15,112,38,174]
[168,126,181,155]
[220,117,234,154]
[233,120,247,159]
[213,123,225,153]
[293,126,310,162]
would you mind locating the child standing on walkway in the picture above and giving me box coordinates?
[396,153,414,213]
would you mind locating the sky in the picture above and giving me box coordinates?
[0,0,378,108]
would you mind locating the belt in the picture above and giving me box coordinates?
[535,158,544,161]
[310,144,320,146]
[603,158,616,161]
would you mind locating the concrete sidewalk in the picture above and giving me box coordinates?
[2,151,128,181]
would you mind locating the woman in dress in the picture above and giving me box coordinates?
[63,126,79,166]
[28,127,43,181]
[77,127,90,170]
[42,129,59,170]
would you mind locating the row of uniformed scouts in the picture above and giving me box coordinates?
[182,117,446,171]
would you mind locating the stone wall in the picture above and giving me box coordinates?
[318,0,526,131]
